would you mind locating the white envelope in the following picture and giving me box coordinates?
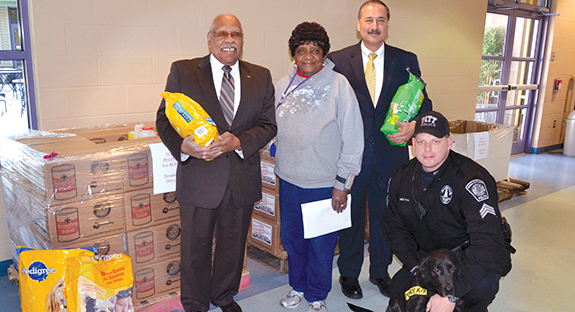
[301,196,352,239]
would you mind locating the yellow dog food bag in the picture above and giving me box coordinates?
[66,253,134,312]
[18,247,96,312]
[162,91,220,147]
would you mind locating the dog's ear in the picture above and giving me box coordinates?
[419,256,429,272]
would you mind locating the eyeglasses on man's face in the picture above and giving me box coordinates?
[210,31,244,40]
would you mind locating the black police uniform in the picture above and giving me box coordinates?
[384,150,511,311]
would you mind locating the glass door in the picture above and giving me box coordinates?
[477,4,547,154]
[0,0,35,136]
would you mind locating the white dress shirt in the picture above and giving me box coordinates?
[210,54,241,116]
[360,42,385,107]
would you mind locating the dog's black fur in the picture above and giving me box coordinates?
[385,249,464,312]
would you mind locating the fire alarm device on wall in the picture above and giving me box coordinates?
[554,79,562,93]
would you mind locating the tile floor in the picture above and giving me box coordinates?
[3,150,575,312]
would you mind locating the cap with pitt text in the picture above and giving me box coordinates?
[413,111,450,138]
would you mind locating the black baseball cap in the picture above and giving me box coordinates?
[413,111,450,138]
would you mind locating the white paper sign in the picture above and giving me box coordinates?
[473,132,489,160]
[301,196,352,239]
[149,143,178,194]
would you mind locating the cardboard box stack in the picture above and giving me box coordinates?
[0,125,178,305]
[248,147,285,257]
[0,123,251,307]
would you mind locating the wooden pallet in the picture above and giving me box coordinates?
[7,264,18,287]
[247,246,288,274]
[497,178,530,202]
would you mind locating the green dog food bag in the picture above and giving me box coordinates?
[380,68,426,146]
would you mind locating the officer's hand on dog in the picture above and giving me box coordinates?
[426,294,455,312]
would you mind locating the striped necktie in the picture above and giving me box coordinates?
[220,65,235,126]
[365,53,377,106]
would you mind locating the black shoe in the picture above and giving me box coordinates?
[339,276,363,299]
[220,301,242,312]
[369,275,391,297]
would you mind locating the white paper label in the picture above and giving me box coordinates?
[473,132,489,160]
[149,143,178,194]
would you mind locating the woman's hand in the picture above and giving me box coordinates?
[332,188,349,213]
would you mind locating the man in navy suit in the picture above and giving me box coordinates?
[328,0,432,300]
[156,14,276,312]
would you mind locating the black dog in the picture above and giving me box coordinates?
[347,249,463,312]
[386,249,464,312]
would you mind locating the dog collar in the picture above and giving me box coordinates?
[405,286,428,301]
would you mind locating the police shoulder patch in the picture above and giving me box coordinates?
[465,179,489,202]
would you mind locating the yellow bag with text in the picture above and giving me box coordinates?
[66,253,134,312]
[162,91,219,147]
[17,247,96,312]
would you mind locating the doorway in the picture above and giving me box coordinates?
[477,1,550,154]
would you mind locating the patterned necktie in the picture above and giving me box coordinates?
[220,65,235,126]
[365,53,377,106]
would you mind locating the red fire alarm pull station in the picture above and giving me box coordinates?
[554,78,562,93]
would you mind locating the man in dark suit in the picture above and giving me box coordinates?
[328,0,432,300]
[156,14,276,312]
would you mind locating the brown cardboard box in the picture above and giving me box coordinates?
[126,221,181,266]
[253,187,280,224]
[59,233,126,255]
[46,194,126,248]
[42,154,126,205]
[260,153,277,192]
[132,256,181,304]
[124,188,180,232]
[106,137,162,192]
[449,120,513,182]
[10,137,125,205]
[248,215,284,257]
[51,122,155,143]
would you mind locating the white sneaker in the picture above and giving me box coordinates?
[308,300,327,312]
[280,289,304,309]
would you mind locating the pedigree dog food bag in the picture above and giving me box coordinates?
[66,253,134,312]
[162,91,219,147]
[18,247,134,312]
[18,247,96,312]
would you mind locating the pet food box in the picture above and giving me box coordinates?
[124,188,180,232]
[449,120,513,182]
[248,214,284,257]
[125,221,182,267]
[5,136,125,205]
[59,233,126,256]
[132,256,182,305]
[260,151,278,192]
[52,122,156,144]
[253,187,280,224]
[46,194,126,248]
[105,137,161,192]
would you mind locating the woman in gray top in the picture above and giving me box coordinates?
[275,22,363,312]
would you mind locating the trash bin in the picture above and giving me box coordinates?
[563,110,575,156]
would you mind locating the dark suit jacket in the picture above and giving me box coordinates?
[156,55,277,208]
[328,42,432,183]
